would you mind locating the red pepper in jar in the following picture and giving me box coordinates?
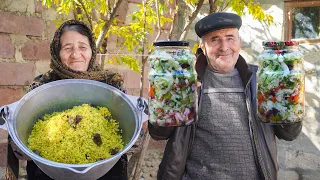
[258,92,264,104]
[289,95,300,104]
[149,86,155,99]
[155,108,164,114]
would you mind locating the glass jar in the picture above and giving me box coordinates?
[257,41,305,124]
[148,41,197,126]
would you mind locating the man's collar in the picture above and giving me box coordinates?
[235,55,253,87]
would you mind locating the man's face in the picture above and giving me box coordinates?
[200,28,241,73]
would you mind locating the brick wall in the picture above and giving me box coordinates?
[0,1,52,107]
[0,1,48,177]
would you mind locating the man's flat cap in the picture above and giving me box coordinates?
[195,12,242,38]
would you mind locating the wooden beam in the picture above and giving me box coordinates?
[288,8,293,41]
[285,1,320,8]
[284,0,320,42]
[293,38,320,44]
[284,6,289,41]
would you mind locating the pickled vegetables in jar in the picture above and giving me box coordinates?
[148,41,197,126]
[257,41,305,124]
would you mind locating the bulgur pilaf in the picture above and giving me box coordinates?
[28,104,124,164]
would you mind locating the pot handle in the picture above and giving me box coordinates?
[0,106,9,124]
[125,95,148,123]
[0,106,10,131]
[136,97,148,123]
[0,101,19,131]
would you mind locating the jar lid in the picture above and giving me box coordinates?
[262,41,299,47]
[153,41,189,47]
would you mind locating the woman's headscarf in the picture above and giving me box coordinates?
[47,20,124,89]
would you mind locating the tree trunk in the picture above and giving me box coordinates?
[127,153,139,178]
[132,132,151,180]
[130,0,163,179]
[99,38,108,70]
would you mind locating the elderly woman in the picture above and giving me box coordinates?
[10,20,143,180]
[30,20,124,90]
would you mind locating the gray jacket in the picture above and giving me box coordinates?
[148,55,302,180]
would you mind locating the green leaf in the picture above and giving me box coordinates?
[107,55,141,72]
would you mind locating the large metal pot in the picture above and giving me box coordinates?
[0,79,143,180]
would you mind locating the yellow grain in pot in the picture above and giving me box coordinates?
[28,104,124,164]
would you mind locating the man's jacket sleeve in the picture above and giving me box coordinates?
[148,121,175,140]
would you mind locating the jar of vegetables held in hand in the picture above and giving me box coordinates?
[257,41,305,124]
[148,41,197,126]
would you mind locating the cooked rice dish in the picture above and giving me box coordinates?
[28,104,124,164]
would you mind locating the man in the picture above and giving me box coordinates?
[148,12,302,180]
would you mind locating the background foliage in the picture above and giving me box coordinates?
[40,0,275,73]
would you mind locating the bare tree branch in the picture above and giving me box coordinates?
[218,0,227,12]
[73,1,82,21]
[223,0,231,11]
[154,0,162,41]
[79,0,93,30]
[108,0,112,13]
[168,0,178,40]
[138,0,148,98]
[73,9,78,20]
[179,0,205,40]
[96,0,123,51]
[209,0,218,13]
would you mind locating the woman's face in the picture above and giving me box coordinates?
[59,31,92,71]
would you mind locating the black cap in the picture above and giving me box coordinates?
[195,12,242,38]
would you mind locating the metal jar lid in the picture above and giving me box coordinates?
[262,41,299,49]
[153,40,189,46]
